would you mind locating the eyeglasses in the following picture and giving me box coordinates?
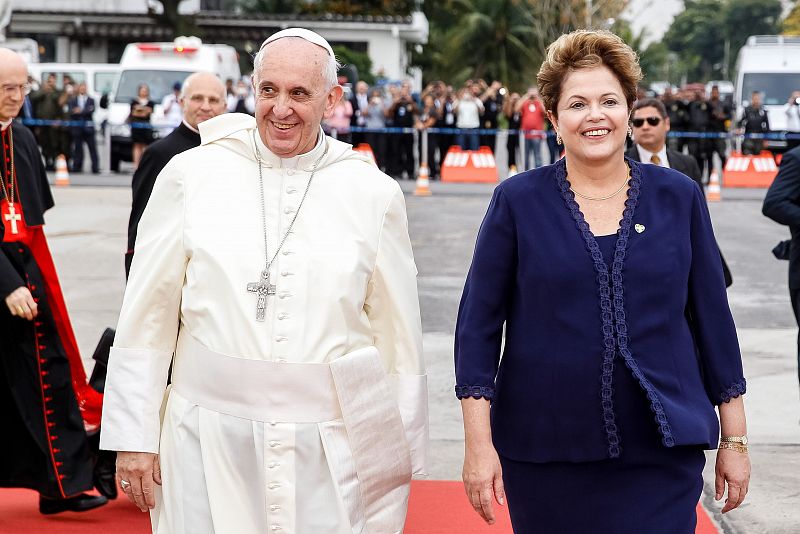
[2,84,31,97]
[631,117,661,128]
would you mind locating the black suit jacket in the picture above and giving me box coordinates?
[627,145,732,287]
[626,146,703,190]
[67,95,96,131]
[125,122,200,277]
[763,146,800,289]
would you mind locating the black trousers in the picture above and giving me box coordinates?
[71,128,99,172]
[791,288,800,391]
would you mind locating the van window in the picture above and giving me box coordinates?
[43,71,87,88]
[95,72,118,95]
[742,73,800,106]
[116,70,191,102]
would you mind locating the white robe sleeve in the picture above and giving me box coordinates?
[364,184,428,476]
[100,159,188,453]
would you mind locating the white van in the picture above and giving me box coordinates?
[107,36,240,171]
[734,35,800,151]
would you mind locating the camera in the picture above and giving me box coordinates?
[795,97,800,105]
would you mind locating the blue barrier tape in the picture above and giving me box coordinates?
[14,118,800,140]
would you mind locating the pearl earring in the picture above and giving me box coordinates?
[556,133,562,145]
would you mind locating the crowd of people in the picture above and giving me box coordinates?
[16,63,800,182]
[320,75,800,182]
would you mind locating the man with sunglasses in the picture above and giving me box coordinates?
[627,98,702,189]
[627,97,732,286]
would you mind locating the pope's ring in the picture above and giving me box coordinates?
[120,479,132,490]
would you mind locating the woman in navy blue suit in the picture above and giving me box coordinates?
[455,30,751,533]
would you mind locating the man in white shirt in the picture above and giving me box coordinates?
[160,82,183,136]
[102,28,427,534]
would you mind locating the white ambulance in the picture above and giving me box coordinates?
[734,35,800,152]
[107,36,241,171]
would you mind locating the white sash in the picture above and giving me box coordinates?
[171,331,412,533]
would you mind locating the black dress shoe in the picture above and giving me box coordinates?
[39,493,108,515]
[93,449,118,499]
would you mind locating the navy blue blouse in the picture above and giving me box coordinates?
[454,158,746,463]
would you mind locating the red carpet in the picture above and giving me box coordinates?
[0,482,718,533]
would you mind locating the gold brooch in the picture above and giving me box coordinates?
[634,224,645,234]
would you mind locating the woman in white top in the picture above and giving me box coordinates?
[454,83,484,150]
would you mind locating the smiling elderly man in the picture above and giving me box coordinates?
[101,28,428,534]
[0,47,108,515]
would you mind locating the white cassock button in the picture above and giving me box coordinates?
[280,270,293,276]
[265,162,273,169]
[281,250,292,256]
[271,526,282,531]
[284,207,295,214]
[268,482,281,490]
[268,421,277,426]
[268,462,281,468]
[270,505,281,512]
[275,336,288,342]
[278,292,291,299]
[277,312,289,320]
[268,440,281,448]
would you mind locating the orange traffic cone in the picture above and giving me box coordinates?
[54,154,70,186]
[707,169,721,202]
[414,162,432,197]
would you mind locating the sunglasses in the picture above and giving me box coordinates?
[631,117,661,127]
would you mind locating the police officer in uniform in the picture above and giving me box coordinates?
[739,91,770,155]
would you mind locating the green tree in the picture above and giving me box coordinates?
[723,0,782,75]
[663,0,725,81]
[413,0,540,89]
[414,0,626,90]
[150,0,199,37]
[663,0,782,82]
[333,45,375,85]
[785,2,800,35]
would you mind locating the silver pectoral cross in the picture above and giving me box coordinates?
[246,269,276,321]
[4,203,21,235]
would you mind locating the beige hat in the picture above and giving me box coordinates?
[260,28,334,58]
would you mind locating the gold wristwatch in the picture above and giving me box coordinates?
[719,435,748,453]
[720,435,748,445]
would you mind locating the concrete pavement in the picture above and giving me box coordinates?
[44,176,799,533]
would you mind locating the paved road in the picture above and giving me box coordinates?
[46,175,799,533]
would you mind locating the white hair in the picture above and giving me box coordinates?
[252,37,340,91]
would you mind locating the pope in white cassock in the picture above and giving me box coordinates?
[100,28,428,534]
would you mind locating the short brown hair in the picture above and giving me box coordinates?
[631,98,667,118]
[537,30,642,117]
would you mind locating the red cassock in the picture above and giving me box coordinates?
[0,123,101,499]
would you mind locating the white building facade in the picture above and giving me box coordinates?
[4,0,427,80]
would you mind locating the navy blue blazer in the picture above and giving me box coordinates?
[455,158,746,463]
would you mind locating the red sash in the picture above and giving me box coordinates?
[2,200,102,430]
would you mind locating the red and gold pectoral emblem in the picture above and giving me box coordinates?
[2,200,21,235]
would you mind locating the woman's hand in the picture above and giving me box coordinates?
[462,442,506,525]
[5,286,37,320]
[715,448,750,513]
[117,451,161,512]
